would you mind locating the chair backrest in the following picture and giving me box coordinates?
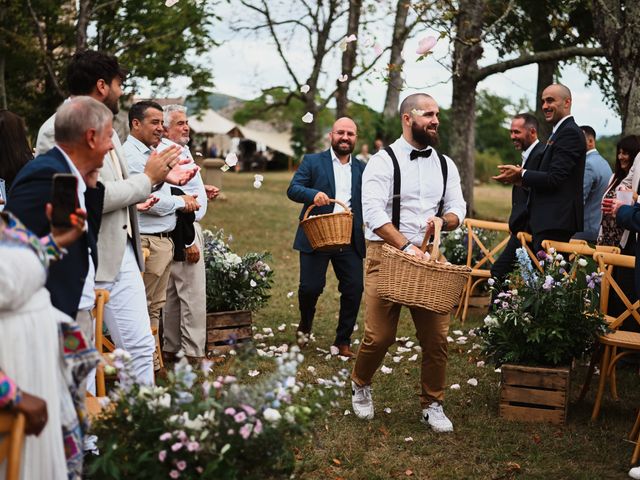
[93,288,111,397]
[0,411,26,480]
[462,218,510,270]
[593,251,640,328]
[516,231,543,272]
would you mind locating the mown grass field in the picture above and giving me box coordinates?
[203,171,639,480]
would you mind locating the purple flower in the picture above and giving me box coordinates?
[171,442,183,452]
[234,411,247,423]
[158,450,167,462]
[542,275,554,290]
[176,460,187,471]
[536,250,548,260]
[239,423,253,439]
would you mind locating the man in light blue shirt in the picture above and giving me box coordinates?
[124,101,199,366]
[573,125,612,243]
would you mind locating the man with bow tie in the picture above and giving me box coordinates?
[287,117,366,358]
[493,84,586,252]
[350,93,466,433]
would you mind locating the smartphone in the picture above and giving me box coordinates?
[0,179,5,211]
[51,174,79,228]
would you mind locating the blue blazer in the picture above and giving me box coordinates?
[6,147,104,318]
[287,149,365,258]
[616,204,640,297]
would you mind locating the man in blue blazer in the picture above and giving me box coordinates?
[287,117,365,357]
[7,97,110,320]
[607,200,640,297]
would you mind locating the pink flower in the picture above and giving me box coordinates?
[158,450,167,462]
[169,470,180,479]
[224,407,236,415]
[187,441,200,452]
[171,442,183,452]
[159,432,172,441]
[241,404,257,416]
[416,36,437,55]
[196,467,203,474]
[234,411,247,423]
[176,460,187,471]
[254,419,263,435]
[177,430,187,442]
[239,423,253,439]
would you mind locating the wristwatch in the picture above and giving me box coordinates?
[440,217,449,231]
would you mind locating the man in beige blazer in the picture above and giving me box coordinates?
[35,50,194,386]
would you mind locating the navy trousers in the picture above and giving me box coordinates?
[297,245,363,346]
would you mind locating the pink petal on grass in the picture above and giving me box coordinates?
[416,36,437,55]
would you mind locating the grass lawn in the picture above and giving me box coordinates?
[203,171,639,480]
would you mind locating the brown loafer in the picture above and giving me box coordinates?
[337,345,355,358]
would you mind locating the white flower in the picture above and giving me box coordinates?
[224,152,238,167]
[263,408,281,423]
[381,365,393,374]
[483,315,499,327]
[456,336,468,344]
[467,378,478,387]
[301,112,314,123]
[450,384,461,390]
[248,370,260,377]
[408,354,418,362]
[487,278,495,286]
[300,84,310,93]
[249,279,257,287]
[253,180,262,189]
[578,258,588,267]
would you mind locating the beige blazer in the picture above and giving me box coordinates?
[36,113,151,282]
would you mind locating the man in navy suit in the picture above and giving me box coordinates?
[494,84,586,252]
[287,117,365,358]
[7,97,111,321]
[605,197,640,297]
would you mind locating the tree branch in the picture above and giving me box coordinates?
[474,46,606,82]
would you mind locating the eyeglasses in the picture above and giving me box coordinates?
[332,130,357,138]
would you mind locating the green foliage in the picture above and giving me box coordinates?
[475,149,503,183]
[440,224,498,266]
[480,248,607,366]
[475,91,518,165]
[87,349,346,480]
[203,228,274,313]
[597,134,620,169]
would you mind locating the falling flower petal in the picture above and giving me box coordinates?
[467,378,478,387]
[338,74,348,83]
[373,43,383,56]
[416,36,437,55]
[253,180,262,189]
[346,34,357,42]
[450,383,461,390]
[381,365,393,374]
[300,84,310,94]
[224,152,238,167]
[302,112,314,123]
[165,0,179,6]
[384,407,392,414]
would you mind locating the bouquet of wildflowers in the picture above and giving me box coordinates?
[203,228,274,313]
[440,224,498,266]
[480,247,607,366]
[87,348,346,479]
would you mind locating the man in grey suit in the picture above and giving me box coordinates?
[573,125,612,243]
[35,50,194,386]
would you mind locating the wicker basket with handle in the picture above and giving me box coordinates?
[300,199,353,251]
[377,221,471,314]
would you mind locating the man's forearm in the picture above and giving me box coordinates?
[373,223,410,249]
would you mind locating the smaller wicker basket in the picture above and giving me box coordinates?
[300,199,353,251]
[377,222,471,314]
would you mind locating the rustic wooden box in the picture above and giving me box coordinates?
[206,310,252,357]
[499,364,571,425]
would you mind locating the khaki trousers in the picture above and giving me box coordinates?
[140,236,174,330]
[352,241,450,406]
[164,222,207,357]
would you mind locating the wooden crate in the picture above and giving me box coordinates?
[499,364,571,425]
[206,310,252,358]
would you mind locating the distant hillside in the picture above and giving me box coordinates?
[185,92,245,113]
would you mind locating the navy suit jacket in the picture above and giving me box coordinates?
[616,204,640,297]
[509,141,545,234]
[523,116,586,235]
[6,147,104,318]
[287,149,366,258]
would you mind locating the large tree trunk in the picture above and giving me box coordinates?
[335,0,362,118]
[449,0,484,215]
[535,60,556,141]
[382,0,410,118]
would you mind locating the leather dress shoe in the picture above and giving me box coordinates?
[337,345,355,358]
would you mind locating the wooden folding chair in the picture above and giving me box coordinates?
[141,247,164,370]
[455,218,510,323]
[93,288,111,397]
[515,232,543,272]
[0,411,26,480]
[541,240,620,277]
[583,251,640,421]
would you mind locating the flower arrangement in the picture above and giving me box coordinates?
[203,228,274,313]
[87,348,346,479]
[480,247,607,366]
[440,224,498,266]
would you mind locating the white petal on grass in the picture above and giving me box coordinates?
[277,323,286,332]
[408,354,418,362]
[254,174,264,182]
[324,353,332,361]
[404,437,414,442]
[353,339,360,345]
[384,407,392,414]
[224,152,238,167]
[381,365,393,374]
[450,383,461,390]
[494,368,502,373]
[467,378,478,387]
[287,291,294,298]
[453,330,463,336]
[405,341,414,348]
[447,336,454,343]
[392,356,402,363]
[301,112,314,123]
[253,180,262,189]
[165,0,179,6]
[248,370,260,377]
[300,84,310,93]
[262,327,273,334]
[330,345,340,356]
[344,409,351,416]
[476,360,485,368]
[307,366,316,374]
[397,346,411,353]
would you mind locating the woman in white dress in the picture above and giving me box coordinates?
[0,209,96,480]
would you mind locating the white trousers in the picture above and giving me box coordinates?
[164,222,207,357]
[95,242,155,385]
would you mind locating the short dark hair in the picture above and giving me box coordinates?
[513,113,539,131]
[580,125,596,140]
[613,135,640,186]
[128,101,163,128]
[67,50,127,96]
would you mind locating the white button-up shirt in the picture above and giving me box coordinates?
[362,135,467,245]
[521,139,540,167]
[159,138,207,222]
[124,135,185,234]
[56,145,95,311]
[330,148,352,213]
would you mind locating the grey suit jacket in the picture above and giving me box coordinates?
[36,112,151,282]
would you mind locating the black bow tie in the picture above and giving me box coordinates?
[409,148,432,160]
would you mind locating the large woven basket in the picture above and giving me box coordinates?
[378,222,471,314]
[300,199,353,251]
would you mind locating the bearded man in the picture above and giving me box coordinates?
[350,94,466,432]
[287,117,366,358]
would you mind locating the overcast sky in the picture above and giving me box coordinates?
[145,2,621,138]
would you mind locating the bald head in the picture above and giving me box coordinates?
[399,93,434,116]
[541,83,572,125]
[329,117,357,161]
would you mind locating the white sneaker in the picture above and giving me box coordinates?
[351,381,374,419]
[421,402,453,432]
[629,466,640,479]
